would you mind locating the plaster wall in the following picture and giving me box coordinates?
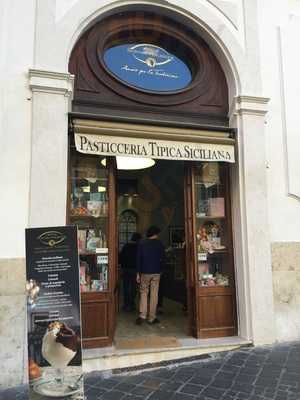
[0,0,35,389]
[258,0,300,241]
[258,1,300,341]
[0,0,35,258]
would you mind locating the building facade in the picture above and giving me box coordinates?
[1,0,300,388]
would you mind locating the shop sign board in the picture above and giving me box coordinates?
[25,225,84,399]
[75,133,235,163]
[103,43,192,92]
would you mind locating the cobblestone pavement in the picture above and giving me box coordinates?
[1,341,300,400]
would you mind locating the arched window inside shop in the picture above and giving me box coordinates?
[118,210,138,249]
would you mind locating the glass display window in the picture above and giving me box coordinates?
[69,151,109,293]
[195,162,232,288]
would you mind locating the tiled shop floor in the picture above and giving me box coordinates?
[2,341,300,400]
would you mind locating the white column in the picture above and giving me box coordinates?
[231,95,276,345]
[29,69,74,227]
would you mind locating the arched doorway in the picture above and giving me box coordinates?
[68,5,237,348]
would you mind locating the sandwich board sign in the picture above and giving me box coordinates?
[25,225,84,399]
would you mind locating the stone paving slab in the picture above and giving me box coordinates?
[1,341,300,400]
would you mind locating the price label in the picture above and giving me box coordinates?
[97,255,108,264]
[198,252,207,261]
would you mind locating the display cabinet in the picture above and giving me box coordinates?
[185,162,237,339]
[68,150,117,348]
[195,163,231,288]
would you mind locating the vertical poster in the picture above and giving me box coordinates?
[25,226,84,399]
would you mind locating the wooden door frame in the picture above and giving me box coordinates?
[184,162,201,337]
[66,144,118,348]
[107,157,118,344]
[185,162,237,339]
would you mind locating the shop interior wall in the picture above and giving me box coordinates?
[117,161,184,245]
[0,0,36,388]
[258,0,300,341]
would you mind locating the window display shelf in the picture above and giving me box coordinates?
[69,153,110,295]
[79,248,109,255]
[196,215,226,220]
[198,249,227,256]
[195,181,225,186]
[71,176,107,181]
[209,249,228,254]
[70,214,107,219]
[194,163,232,289]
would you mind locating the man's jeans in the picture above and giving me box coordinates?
[139,274,160,322]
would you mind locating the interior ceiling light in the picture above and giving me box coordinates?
[98,186,106,192]
[101,156,155,170]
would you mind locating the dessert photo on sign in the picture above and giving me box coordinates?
[28,320,83,399]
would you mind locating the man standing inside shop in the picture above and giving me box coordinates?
[136,226,165,325]
[119,232,141,311]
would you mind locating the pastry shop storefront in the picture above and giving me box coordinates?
[67,6,239,351]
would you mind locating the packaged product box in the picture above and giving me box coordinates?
[87,200,101,217]
[78,230,86,253]
[86,229,101,251]
[208,197,225,217]
[80,261,88,291]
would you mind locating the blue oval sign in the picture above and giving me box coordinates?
[103,44,192,92]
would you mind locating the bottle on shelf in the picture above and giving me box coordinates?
[103,233,107,248]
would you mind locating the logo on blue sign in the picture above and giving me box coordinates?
[128,44,174,68]
[103,43,192,92]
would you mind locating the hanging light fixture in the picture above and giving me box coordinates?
[117,156,155,170]
[101,156,155,170]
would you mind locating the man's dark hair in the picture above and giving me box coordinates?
[146,225,161,238]
[131,232,142,242]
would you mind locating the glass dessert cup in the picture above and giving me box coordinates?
[33,369,82,397]
[34,322,82,397]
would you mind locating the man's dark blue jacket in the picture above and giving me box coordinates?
[136,238,165,274]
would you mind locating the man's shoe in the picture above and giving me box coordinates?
[147,318,160,325]
[136,317,145,325]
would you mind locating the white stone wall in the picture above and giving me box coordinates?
[0,0,35,388]
[0,0,35,258]
[258,0,300,341]
[258,0,300,240]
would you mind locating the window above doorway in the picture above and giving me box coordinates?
[69,6,229,127]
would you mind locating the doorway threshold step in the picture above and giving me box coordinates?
[82,337,252,373]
